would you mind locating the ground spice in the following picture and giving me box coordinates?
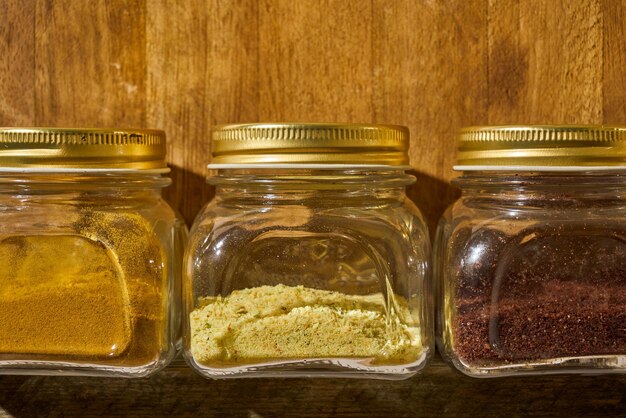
[190,284,421,365]
[453,224,626,364]
[0,210,166,365]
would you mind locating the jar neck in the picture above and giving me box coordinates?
[0,172,170,200]
[455,170,626,207]
[209,168,413,205]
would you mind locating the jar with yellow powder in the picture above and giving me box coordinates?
[184,123,433,379]
[0,128,184,377]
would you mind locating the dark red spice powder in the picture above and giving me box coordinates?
[452,224,626,364]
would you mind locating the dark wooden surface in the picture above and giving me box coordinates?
[0,357,624,417]
[1,1,626,416]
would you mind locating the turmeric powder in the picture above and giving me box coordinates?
[0,210,166,366]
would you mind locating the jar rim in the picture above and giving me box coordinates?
[207,163,413,170]
[0,167,171,174]
[454,165,626,172]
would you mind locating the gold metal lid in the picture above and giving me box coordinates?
[456,125,626,169]
[0,128,166,170]
[210,123,409,166]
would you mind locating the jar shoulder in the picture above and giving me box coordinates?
[189,197,429,247]
[436,196,626,282]
[0,197,180,259]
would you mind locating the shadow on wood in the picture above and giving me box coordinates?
[406,170,461,238]
[163,164,214,228]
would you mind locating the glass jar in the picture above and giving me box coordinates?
[0,128,184,377]
[436,125,626,377]
[184,123,433,379]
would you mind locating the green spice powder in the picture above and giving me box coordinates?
[190,284,421,365]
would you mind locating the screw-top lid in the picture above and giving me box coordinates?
[0,128,167,170]
[455,125,626,170]
[210,123,409,167]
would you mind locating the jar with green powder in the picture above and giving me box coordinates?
[184,123,433,379]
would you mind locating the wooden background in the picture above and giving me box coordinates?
[1,0,625,416]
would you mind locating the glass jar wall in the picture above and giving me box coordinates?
[436,125,626,377]
[0,128,184,377]
[184,124,433,379]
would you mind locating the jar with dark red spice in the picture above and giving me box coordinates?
[436,125,626,377]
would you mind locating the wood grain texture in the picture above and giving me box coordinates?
[603,0,626,122]
[35,0,147,126]
[487,0,603,124]
[258,0,374,122]
[0,0,626,416]
[0,357,624,417]
[0,0,35,125]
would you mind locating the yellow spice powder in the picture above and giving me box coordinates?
[0,235,130,356]
[0,210,166,364]
[190,284,421,365]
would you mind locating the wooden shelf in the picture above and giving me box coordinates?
[0,356,624,416]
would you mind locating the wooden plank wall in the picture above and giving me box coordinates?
[3,0,624,228]
[1,1,625,416]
